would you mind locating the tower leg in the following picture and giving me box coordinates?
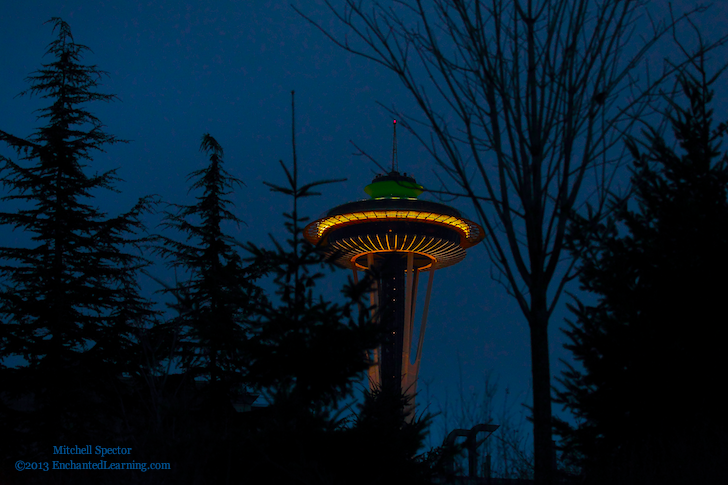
[365,254,380,389]
[402,252,414,387]
[403,267,435,419]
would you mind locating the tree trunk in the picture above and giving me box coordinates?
[530,290,553,485]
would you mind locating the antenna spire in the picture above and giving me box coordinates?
[391,119,398,173]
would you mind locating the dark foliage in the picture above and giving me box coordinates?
[242,103,381,416]
[346,386,436,485]
[0,18,156,483]
[239,385,436,485]
[114,134,269,485]
[151,133,265,390]
[555,55,728,484]
[234,94,437,484]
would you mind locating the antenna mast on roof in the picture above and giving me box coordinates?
[391,119,398,173]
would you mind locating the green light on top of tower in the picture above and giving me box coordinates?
[364,172,424,199]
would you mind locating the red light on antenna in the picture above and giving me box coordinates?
[393,119,397,124]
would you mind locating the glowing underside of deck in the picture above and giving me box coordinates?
[328,232,466,270]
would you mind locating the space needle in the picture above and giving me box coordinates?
[303,121,484,413]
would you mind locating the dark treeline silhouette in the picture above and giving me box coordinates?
[555,49,728,485]
[0,20,438,485]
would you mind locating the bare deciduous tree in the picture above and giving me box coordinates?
[296,1,724,483]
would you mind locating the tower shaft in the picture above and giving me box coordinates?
[378,253,407,394]
[356,252,433,417]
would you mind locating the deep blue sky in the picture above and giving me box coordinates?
[2,0,726,450]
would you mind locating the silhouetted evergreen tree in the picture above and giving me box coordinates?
[230,92,438,483]
[555,55,728,485]
[122,134,269,485]
[153,133,265,393]
[345,386,436,485]
[242,104,381,421]
[0,17,156,478]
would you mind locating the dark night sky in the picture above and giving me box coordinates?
[2,0,726,449]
